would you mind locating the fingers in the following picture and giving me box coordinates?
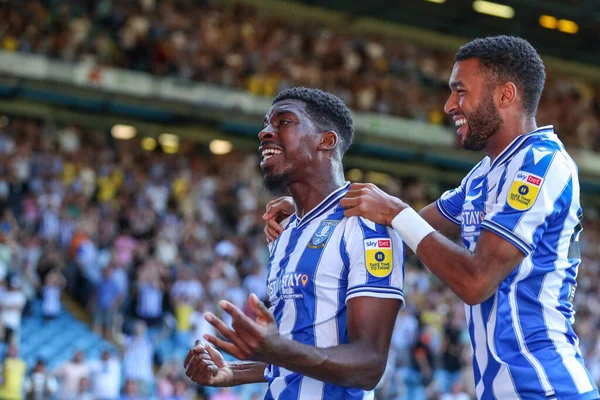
[263,196,294,221]
[339,197,360,209]
[204,333,247,360]
[205,312,253,357]
[184,340,206,368]
[249,293,275,324]
[185,353,218,383]
[267,219,284,234]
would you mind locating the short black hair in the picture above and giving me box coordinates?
[272,87,354,157]
[455,35,546,117]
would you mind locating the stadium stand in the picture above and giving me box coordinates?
[0,0,598,149]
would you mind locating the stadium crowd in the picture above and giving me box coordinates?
[1,0,599,150]
[0,113,599,400]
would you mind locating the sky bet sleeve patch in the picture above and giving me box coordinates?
[364,239,393,277]
[507,171,544,211]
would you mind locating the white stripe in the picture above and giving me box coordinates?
[314,221,346,348]
[472,304,488,391]
[509,257,554,395]
[362,390,375,400]
[269,368,293,399]
[539,168,593,394]
[487,294,520,400]
[299,376,324,399]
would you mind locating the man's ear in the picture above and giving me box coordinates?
[318,131,338,150]
[498,81,517,109]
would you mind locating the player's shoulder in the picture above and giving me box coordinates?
[343,216,401,241]
[511,137,574,173]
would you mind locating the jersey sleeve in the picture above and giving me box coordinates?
[436,175,468,225]
[481,146,574,256]
[343,217,405,309]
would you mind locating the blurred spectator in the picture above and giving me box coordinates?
[24,359,59,400]
[55,351,90,400]
[0,344,26,400]
[41,268,65,320]
[92,267,121,340]
[0,275,27,344]
[118,320,168,397]
[76,376,93,400]
[87,349,121,400]
[0,0,598,149]
[119,379,143,400]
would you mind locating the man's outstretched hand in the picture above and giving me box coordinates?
[203,294,282,364]
[184,340,234,387]
[263,196,294,242]
[340,183,407,226]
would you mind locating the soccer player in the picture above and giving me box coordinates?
[264,36,600,399]
[184,87,405,399]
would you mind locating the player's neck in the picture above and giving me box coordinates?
[288,174,346,220]
[485,118,537,163]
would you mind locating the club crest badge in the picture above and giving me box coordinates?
[307,220,340,249]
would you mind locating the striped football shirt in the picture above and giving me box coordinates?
[264,182,405,400]
[436,126,599,400]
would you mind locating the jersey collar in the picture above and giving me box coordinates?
[295,182,350,228]
[491,125,555,169]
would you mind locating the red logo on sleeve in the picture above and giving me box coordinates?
[378,239,391,248]
[527,175,542,186]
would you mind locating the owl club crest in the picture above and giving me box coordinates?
[307,220,340,249]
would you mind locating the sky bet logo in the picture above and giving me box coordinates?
[365,239,391,249]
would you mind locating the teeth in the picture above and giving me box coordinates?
[455,118,467,127]
[261,149,283,158]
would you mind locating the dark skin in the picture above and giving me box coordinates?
[264,59,536,306]
[185,99,402,390]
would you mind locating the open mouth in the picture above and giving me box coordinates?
[259,146,284,167]
[455,117,468,137]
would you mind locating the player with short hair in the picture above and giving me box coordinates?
[265,36,600,400]
[184,87,405,399]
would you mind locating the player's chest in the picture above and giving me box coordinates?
[266,219,347,307]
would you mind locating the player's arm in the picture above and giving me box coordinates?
[418,202,461,239]
[415,228,523,305]
[204,294,400,391]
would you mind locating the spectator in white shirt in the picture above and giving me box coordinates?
[55,351,90,400]
[25,359,58,400]
[0,275,27,344]
[170,267,203,305]
[87,350,121,400]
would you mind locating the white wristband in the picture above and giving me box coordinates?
[391,207,436,253]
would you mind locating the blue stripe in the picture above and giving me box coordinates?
[346,286,404,296]
[291,208,345,346]
[469,306,481,386]
[480,296,501,399]
[272,222,310,327]
[337,236,350,346]
[493,264,548,397]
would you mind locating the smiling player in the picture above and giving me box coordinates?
[264,37,600,400]
[184,87,405,400]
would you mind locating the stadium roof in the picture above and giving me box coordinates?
[296,0,600,66]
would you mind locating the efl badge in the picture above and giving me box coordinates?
[307,220,340,249]
[507,171,544,211]
[364,239,393,277]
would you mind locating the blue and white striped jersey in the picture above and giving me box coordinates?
[264,182,405,400]
[437,126,599,400]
